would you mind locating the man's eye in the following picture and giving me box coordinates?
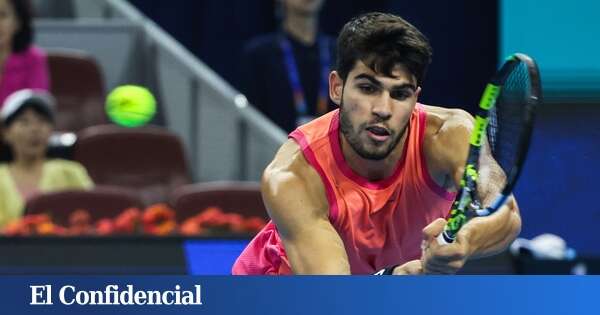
[359,85,376,94]
[391,90,412,100]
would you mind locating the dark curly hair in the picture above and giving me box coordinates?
[336,12,432,85]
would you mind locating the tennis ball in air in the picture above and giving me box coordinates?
[105,85,157,127]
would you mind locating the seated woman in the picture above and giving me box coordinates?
[0,0,50,106]
[0,89,92,228]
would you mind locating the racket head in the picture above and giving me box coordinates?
[485,53,541,200]
[439,53,541,243]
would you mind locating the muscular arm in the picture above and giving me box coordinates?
[262,140,351,274]
[435,109,522,258]
[420,107,522,274]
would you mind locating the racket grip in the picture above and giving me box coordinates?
[436,232,454,245]
[436,233,448,245]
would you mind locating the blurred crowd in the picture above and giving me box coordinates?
[0,0,341,232]
[0,0,92,227]
[0,0,275,233]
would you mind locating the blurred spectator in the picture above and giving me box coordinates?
[241,0,336,132]
[0,0,49,107]
[0,89,92,229]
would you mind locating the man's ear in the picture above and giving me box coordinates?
[329,71,343,106]
[415,86,422,99]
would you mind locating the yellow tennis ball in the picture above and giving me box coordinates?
[105,85,157,128]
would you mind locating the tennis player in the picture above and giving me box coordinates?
[233,12,521,275]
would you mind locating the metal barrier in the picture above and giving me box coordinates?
[34,0,287,182]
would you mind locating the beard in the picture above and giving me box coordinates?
[339,100,406,161]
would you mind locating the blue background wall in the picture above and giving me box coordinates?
[501,0,600,99]
[514,105,600,256]
[500,0,600,255]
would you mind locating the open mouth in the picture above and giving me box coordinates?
[365,125,391,142]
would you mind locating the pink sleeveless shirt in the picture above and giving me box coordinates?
[0,46,50,107]
[233,104,456,274]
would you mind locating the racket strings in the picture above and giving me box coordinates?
[476,148,507,207]
[487,61,532,179]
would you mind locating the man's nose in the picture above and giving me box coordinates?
[371,92,392,121]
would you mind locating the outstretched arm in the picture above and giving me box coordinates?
[262,140,350,274]
[421,109,521,274]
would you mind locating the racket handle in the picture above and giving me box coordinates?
[437,194,510,246]
[436,231,454,245]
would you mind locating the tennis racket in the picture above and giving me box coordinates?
[437,53,541,244]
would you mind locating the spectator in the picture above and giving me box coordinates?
[0,89,92,229]
[0,0,49,107]
[241,0,335,132]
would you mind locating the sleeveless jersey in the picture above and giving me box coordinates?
[232,104,456,274]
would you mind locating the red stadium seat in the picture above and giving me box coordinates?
[170,181,268,221]
[73,124,192,206]
[25,186,143,225]
[46,49,107,132]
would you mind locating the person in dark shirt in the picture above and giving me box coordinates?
[241,0,336,132]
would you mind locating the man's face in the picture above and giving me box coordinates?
[282,0,324,16]
[332,61,420,160]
